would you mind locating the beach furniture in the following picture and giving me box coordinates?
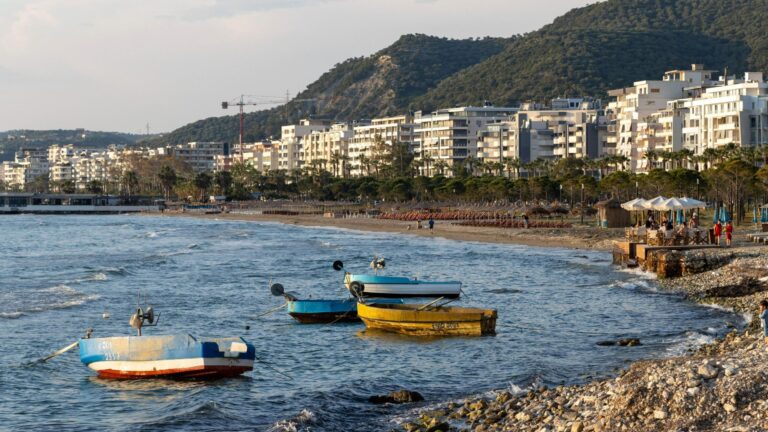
[357,302,497,337]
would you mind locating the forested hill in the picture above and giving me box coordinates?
[0,129,148,161]
[151,35,509,146]
[414,0,766,109]
[157,0,768,145]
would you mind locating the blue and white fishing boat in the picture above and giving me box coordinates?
[78,305,255,379]
[269,283,402,324]
[334,259,462,299]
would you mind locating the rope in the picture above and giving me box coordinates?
[250,302,288,320]
[254,356,293,380]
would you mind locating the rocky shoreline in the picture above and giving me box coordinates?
[397,244,768,432]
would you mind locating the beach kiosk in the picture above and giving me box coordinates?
[595,197,630,228]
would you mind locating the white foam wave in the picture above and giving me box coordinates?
[0,311,24,319]
[0,285,100,318]
[664,330,715,356]
[145,231,159,238]
[267,409,316,432]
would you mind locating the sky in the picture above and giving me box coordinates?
[0,0,595,134]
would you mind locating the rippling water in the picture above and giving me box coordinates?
[0,215,742,431]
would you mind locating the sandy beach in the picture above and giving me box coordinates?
[156,211,622,251]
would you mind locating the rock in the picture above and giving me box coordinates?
[653,410,667,420]
[369,389,424,404]
[697,363,719,380]
[425,421,449,432]
[515,411,532,422]
[618,338,641,346]
[495,391,512,404]
[402,422,420,432]
[724,403,737,413]
[571,421,585,432]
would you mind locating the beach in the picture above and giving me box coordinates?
[154,211,768,431]
[160,211,622,251]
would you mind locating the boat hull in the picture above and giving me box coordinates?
[357,303,496,337]
[79,334,255,379]
[346,274,462,298]
[286,298,403,323]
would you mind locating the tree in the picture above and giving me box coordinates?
[121,170,139,202]
[86,180,103,194]
[214,170,233,197]
[193,172,213,202]
[158,165,177,200]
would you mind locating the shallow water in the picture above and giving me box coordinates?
[0,215,742,431]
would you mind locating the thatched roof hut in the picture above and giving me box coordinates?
[595,197,630,228]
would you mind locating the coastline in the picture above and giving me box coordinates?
[144,212,768,431]
[150,211,621,251]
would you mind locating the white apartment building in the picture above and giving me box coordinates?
[157,141,229,173]
[349,115,414,177]
[682,72,768,154]
[414,105,518,176]
[477,99,606,169]
[278,119,330,172]
[607,64,717,171]
[303,123,353,175]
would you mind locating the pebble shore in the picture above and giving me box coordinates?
[399,244,768,432]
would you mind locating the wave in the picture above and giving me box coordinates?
[267,409,317,432]
[487,288,523,294]
[0,284,99,319]
[664,330,716,356]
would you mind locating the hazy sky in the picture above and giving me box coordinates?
[0,0,595,133]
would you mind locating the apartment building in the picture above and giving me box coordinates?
[303,123,353,175]
[682,72,768,154]
[477,99,606,169]
[156,141,229,173]
[607,64,717,171]
[278,119,330,172]
[414,105,518,176]
[349,115,414,177]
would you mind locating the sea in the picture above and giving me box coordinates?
[0,215,743,431]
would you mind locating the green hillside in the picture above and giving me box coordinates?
[0,129,149,161]
[153,34,508,146]
[158,0,768,145]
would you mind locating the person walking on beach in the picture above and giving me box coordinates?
[713,220,723,246]
[725,220,733,247]
[760,300,768,344]
[428,217,434,233]
[523,214,529,229]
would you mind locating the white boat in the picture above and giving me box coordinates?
[334,259,462,298]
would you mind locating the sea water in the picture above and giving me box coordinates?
[0,215,741,431]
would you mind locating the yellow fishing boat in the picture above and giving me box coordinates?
[357,302,497,337]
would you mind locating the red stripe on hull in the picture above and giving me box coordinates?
[96,365,252,380]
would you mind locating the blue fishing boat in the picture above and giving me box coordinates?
[80,334,255,379]
[333,259,462,298]
[78,304,255,379]
[269,283,402,324]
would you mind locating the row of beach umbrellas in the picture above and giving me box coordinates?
[621,196,707,211]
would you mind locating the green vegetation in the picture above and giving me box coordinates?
[151,35,508,146]
[0,129,149,161]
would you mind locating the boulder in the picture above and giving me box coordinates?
[368,389,424,404]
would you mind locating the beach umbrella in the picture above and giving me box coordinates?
[720,207,730,222]
[713,204,719,224]
[641,196,667,210]
[621,198,647,211]
[654,197,685,211]
[678,197,707,209]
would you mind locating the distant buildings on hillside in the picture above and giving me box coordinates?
[2,63,766,192]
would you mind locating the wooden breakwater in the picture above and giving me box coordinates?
[613,241,726,278]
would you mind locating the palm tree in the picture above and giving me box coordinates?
[158,165,177,200]
[193,172,213,202]
[339,154,351,178]
[421,153,434,177]
[329,151,341,177]
[645,150,658,170]
[678,149,693,169]
[213,170,233,196]
[121,170,139,202]
[433,159,448,176]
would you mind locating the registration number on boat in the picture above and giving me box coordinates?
[432,322,458,330]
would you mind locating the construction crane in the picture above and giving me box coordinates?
[221,94,284,160]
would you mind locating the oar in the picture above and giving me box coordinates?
[417,297,445,311]
[36,340,79,363]
[250,302,288,319]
